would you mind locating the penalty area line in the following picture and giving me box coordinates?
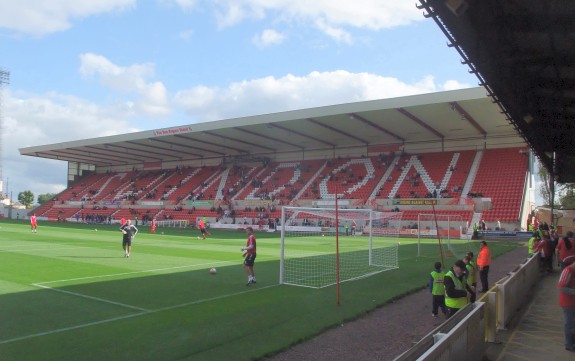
[0,284,278,346]
[0,246,93,253]
[35,260,238,285]
[0,312,148,346]
[32,283,150,312]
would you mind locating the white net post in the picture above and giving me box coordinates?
[368,210,373,266]
[279,206,401,288]
[416,213,473,259]
[279,206,286,285]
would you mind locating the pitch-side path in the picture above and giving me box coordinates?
[265,244,573,361]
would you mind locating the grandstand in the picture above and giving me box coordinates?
[19,87,536,235]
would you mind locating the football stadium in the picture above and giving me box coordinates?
[3,1,575,360]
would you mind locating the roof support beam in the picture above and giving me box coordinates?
[235,128,304,150]
[449,102,487,137]
[268,124,336,147]
[173,134,245,155]
[396,108,444,139]
[349,113,405,142]
[146,138,219,157]
[99,144,167,161]
[306,118,368,145]
[202,131,276,151]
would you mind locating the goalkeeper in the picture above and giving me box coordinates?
[120,219,138,258]
[241,227,257,285]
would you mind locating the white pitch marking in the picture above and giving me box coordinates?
[0,246,92,253]
[153,284,277,312]
[35,260,237,285]
[32,283,150,312]
[0,312,148,345]
[0,285,278,345]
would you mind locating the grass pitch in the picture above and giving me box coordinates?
[0,220,522,361]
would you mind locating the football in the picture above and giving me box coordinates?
[209,267,217,275]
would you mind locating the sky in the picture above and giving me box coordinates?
[0,0,482,202]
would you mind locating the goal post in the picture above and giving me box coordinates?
[416,213,477,261]
[155,219,189,228]
[280,206,401,288]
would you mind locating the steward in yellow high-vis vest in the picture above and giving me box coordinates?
[528,232,540,256]
[444,260,472,318]
[429,262,447,317]
[463,255,477,303]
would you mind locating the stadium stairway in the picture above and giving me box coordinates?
[484,271,574,361]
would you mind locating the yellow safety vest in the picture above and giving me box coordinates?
[528,236,535,255]
[465,264,476,287]
[445,271,468,309]
[430,271,445,296]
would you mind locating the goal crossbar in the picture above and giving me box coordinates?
[280,206,401,288]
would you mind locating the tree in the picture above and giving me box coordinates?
[537,160,575,208]
[37,193,56,204]
[559,184,575,209]
[18,190,35,208]
[537,161,554,206]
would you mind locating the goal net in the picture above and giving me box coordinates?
[280,206,401,288]
[416,213,477,261]
[155,219,189,228]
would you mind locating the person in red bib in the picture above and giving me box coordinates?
[151,218,157,233]
[556,232,575,270]
[557,261,575,351]
[198,219,209,239]
[241,227,257,285]
[30,213,38,233]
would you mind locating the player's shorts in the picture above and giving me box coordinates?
[200,228,207,234]
[244,253,256,266]
[122,238,132,247]
[31,221,37,227]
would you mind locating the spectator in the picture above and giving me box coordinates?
[536,235,553,273]
[556,232,575,270]
[557,261,575,352]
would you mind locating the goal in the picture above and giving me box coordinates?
[416,213,477,261]
[279,206,401,288]
[155,219,189,228]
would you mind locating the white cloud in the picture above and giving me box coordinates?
[213,1,266,28]
[210,0,421,31]
[443,79,474,91]
[314,18,352,44]
[0,0,135,36]
[161,0,199,11]
[79,53,171,117]
[2,70,471,198]
[252,29,286,48]
[174,70,453,120]
[0,1,423,41]
[178,29,194,41]
[3,89,138,196]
